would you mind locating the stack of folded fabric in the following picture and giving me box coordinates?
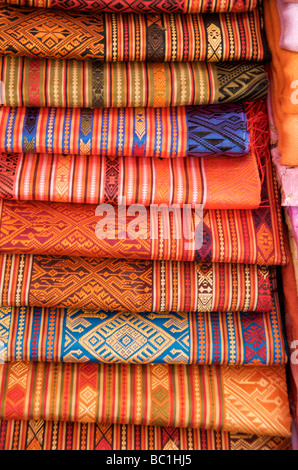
[0,0,293,451]
[264,0,298,449]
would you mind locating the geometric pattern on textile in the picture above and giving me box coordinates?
[217,61,270,104]
[0,159,286,265]
[185,104,250,157]
[0,150,262,210]
[0,5,269,62]
[0,0,260,14]
[0,254,275,313]
[0,276,287,364]
[0,420,291,450]
[0,56,269,108]
[0,151,262,210]
[229,433,291,451]
[0,362,291,436]
[222,364,292,437]
[0,103,250,158]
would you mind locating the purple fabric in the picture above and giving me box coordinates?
[267,92,298,206]
[277,0,298,52]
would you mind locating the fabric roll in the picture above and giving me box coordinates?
[0,279,287,365]
[0,152,262,209]
[277,0,298,52]
[0,103,251,159]
[268,92,298,203]
[0,159,286,265]
[0,420,291,451]
[0,361,292,436]
[0,254,275,313]
[0,0,260,14]
[0,5,270,63]
[0,56,269,109]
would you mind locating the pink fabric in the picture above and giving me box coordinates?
[267,92,298,206]
[277,0,298,52]
[287,206,298,254]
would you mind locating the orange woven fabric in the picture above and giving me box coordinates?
[0,361,291,437]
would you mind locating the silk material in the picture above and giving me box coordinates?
[0,104,251,158]
[277,0,298,52]
[268,92,298,204]
[0,5,270,63]
[0,254,275,313]
[0,56,269,109]
[0,152,262,209]
[0,279,287,365]
[0,0,260,13]
[0,100,266,210]
[269,72,298,166]
[0,361,291,436]
[264,0,298,115]
[0,420,291,451]
[0,159,286,265]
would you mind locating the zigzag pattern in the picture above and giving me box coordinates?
[186,104,249,156]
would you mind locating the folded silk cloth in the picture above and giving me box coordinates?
[0,281,287,365]
[0,0,260,13]
[0,254,275,312]
[0,57,268,108]
[0,103,251,158]
[0,100,266,210]
[0,152,261,209]
[0,421,291,451]
[0,159,286,265]
[269,74,298,166]
[277,0,298,52]
[0,5,270,62]
[264,0,298,115]
[268,92,298,202]
[0,361,291,436]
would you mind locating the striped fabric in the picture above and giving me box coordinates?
[0,104,250,158]
[0,361,291,436]
[0,5,270,63]
[0,254,275,313]
[0,0,260,14]
[0,160,286,265]
[0,279,287,365]
[0,152,262,209]
[0,56,269,108]
[0,420,291,451]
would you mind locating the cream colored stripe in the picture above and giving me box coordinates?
[0,253,7,304]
